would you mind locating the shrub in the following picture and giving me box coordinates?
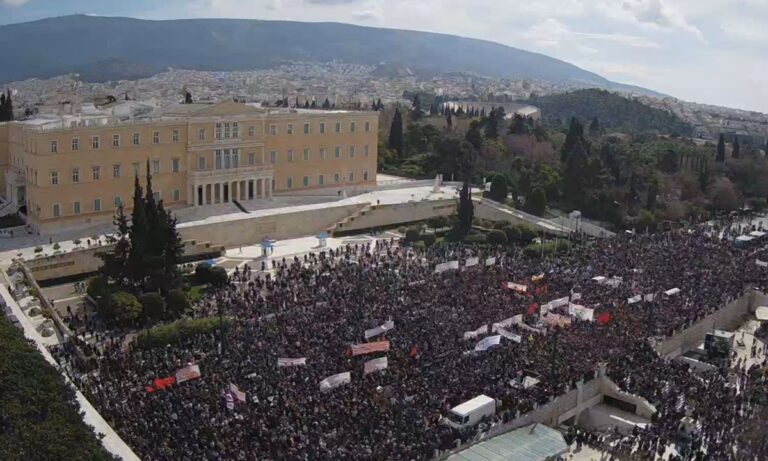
[166,289,190,316]
[526,187,547,216]
[110,291,142,325]
[195,262,212,284]
[34,247,43,253]
[427,216,449,230]
[489,175,509,202]
[208,266,228,288]
[137,317,232,349]
[487,229,508,245]
[138,292,166,321]
[421,233,437,246]
[86,276,109,303]
[524,240,570,258]
[464,233,487,244]
[749,197,767,212]
[52,243,60,250]
[404,227,421,243]
[493,220,510,229]
[73,239,81,245]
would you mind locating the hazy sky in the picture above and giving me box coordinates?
[1,0,767,112]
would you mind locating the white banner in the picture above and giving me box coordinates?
[496,328,522,343]
[319,372,351,392]
[644,293,655,302]
[592,276,607,284]
[277,357,308,367]
[363,357,388,375]
[568,303,594,321]
[505,282,528,293]
[548,297,569,309]
[175,364,201,383]
[465,257,479,267]
[463,325,489,340]
[492,317,515,331]
[485,257,496,266]
[664,288,681,296]
[364,320,395,340]
[757,259,768,267]
[435,260,460,273]
[474,335,502,352]
[627,295,641,304]
[606,277,623,288]
[570,292,582,301]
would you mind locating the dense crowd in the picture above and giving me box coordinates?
[53,228,768,460]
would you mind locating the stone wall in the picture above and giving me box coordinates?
[339,199,457,232]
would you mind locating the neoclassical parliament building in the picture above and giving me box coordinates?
[0,101,378,231]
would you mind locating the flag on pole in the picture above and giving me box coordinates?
[596,311,611,325]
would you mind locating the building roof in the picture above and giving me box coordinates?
[446,424,568,461]
[451,395,495,416]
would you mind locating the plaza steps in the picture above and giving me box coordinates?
[0,197,17,218]
[327,203,374,236]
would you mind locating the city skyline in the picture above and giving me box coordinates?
[0,0,766,113]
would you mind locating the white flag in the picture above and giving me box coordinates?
[175,364,201,383]
[643,293,655,302]
[364,320,395,340]
[496,328,522,343]
[627,295,641,304]
[485,257,496,266]
[474,335,502,352]
[465,257,479,267]
[319,372,351,392]
[277,357,307,367]
[463,325,488,340]
[363,357,388,375]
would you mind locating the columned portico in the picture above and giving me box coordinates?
[189,166,274,207]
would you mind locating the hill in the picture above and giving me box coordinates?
[0,15,656,96]
[528,89,693,135]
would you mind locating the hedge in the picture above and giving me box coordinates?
[0,316,115,460]
[137,316,232,349]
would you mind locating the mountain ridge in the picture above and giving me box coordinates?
[0,14,662,97]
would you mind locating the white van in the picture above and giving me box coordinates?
[445,395,496,429]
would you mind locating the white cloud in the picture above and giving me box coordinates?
[720,18,768,42]
[522,18,659,50]
[618,0,704,40]
[2,0,31,7]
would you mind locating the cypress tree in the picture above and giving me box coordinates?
[732,136,740,159]
[716,134,725,162]
[129,175,148,287]
[388,108,404,157]
[446,111,453,131]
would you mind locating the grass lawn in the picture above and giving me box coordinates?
[187,284,207,303]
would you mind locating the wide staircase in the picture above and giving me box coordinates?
[327,203,373,236]
[0,197,18,218]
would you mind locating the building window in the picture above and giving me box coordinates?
[133,162,140,176]
[286,177,293,189]
[198,128,205,141]
[151,160,160,174]
[113,164,121,179]
[303,148,310,161]
[335,122,341,133]
[334,147,341,158]
[364,145,370,157]
[349,146,355,158]
[92,166,100,181]
[114,196,121,208]
[363,170,369,181]
[172,130,180,142]
[92,136,100,149]
[215,123,222,140]
[71,138,79,151]
[173,189,180,201]
[73,201,81,214]
[320,148,327,160]
[269,151,277,163]
[94,199,101,212]
[172,158,180,173]
[215,150,222,169]
[132,133,140,145]
[232,122,239,138]
[269,124,277,135]
[319,122,326,134]
[53,203,60,217]
[350,121,356,133]
[248,152,255,165]
[334,173,340,183]
[348,171,354,182]
[198,156,206,170]
[302,176,309,187]
[304,123,310,134]
[50,140,58,153]
[287,150,294,162]
[319,174,325,186]
[153,131,160,144]
[365,121,371,132]
[287,124,294,135]
[71,168,80,183]
[248,126,255,137]
[112,134,120,148]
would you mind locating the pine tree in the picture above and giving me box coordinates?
[304,100,310,109]
[5,89,12,121]
[411,94,422,120]
[128,175,148,287]
[588,117,601,136]
[158,201,183,292]
[716,134,726,162]
[388,108,404,157]
[97,204,131,284]
[562,117,585,163]
[184,91,193,104]
[732,136,741,159]
[457,180,474,236]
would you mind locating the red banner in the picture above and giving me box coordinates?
[349,340,390,356]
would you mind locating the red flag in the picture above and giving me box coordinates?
[597,311,611,325]
[527,303,539,315]
[162,377,176,387]
[409,344,419,358]
[153,378,167,391]
[146,386,155,393]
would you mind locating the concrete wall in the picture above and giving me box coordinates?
[338,199,457,232]
[655,290,758,357]
[474,199,571,237]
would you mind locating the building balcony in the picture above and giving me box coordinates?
[187,163,274,183]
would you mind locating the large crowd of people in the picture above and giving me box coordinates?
[51,227,768,460]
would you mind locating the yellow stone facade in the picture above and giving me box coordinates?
[0,102,378,230]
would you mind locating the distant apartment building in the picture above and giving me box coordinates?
[0,101,378,231]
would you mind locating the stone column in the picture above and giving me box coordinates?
[232,181,238,202]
